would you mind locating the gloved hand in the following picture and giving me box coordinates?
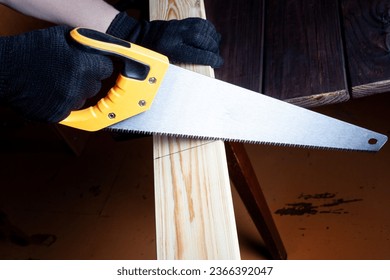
[0,25,113,123]
[106,12,223,68]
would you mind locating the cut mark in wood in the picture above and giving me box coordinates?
[154,138,216,160]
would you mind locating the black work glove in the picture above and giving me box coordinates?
[0,25,113,123]
[113,0,148,13]
[107,11,223,68]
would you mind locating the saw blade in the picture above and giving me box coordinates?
[109,64,387,152]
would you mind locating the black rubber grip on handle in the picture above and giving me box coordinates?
[73,28,150,80]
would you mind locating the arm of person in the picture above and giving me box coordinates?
[0,0,120,32]
[0,0,222,123]
[0,0,223,67]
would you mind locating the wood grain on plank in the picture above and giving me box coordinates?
[263,0,349,107]
[150,0,240,260]
[204,0,264,91]
[341,0,390,98]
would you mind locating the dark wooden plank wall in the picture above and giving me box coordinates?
[206,0,355,108]
[341,0,390,98]
[204,0,264,92]
[262,0,349,107]
[207,0,390,107]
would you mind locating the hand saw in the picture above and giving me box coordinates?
[60,28,387,152]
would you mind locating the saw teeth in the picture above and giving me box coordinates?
[106,127,373,153]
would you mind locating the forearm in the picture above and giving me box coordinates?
[0,0,120,32]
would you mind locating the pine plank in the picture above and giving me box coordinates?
[150,0,240,260]
[263,0,349,107]
[341,0,390,98]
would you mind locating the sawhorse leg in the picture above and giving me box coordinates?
[226,142,287,260]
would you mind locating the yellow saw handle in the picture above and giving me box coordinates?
[59,28,169,131]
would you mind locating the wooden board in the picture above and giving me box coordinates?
[263,0,349,107]
[150,0,240,260]
[341,0,390,98]
[204,0,264,91]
